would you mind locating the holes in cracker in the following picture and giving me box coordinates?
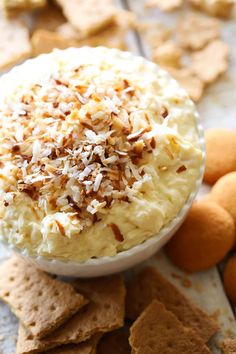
[167,341,173,348]
[92,314,98,322]
[9,276,15,282]
[3,291,10,297]
[32,305,39,312]
[24,275,30,282]
[148,341,155,350]
[54,290,60,296]
[38,290,43,297]
[26,334,34,341]
[104,303,111,310]
[17,304,23,311]
[29,321,36,327]
[50,304,56,311]
[149,325,155,333]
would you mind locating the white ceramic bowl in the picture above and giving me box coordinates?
[0,49,205,277]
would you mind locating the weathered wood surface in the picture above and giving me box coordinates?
[1,0,236,352]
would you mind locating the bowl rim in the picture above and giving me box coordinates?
[0,47,205,269]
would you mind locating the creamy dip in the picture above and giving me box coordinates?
[0,47,203,261]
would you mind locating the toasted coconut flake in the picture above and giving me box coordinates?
[0,64,169,234]
[93,173,103,192]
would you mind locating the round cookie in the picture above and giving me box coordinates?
[165,201,235,273]
[210,172,236,226]
[204,129,236,185]
[224,254,236,304]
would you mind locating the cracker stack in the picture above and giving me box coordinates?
[0,255,126,354]
[0,258,220,353]
[137,10,231,102]
[0,0,135,71]
[129,300,211,354]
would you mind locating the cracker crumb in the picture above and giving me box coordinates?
[177,12,221,50]
[190,40,230,84]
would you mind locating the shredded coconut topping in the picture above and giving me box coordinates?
[0,64,171,232]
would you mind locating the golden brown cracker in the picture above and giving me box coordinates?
[145,0,183,11]
[0,256,87,339]
[129,300,211,354]
[97,329,130,354]
[114,9,136,30]
[126,267,218,342]
[33,3,66,32]
[56,0,116,37]
[204,129,236,184]
[167,67,204,102]
[17,275,125,354]
[1,0,46,12]
[210,172,236,226]
[189,0,234,18]
[190,40,230,84]
[166,201,235,272]
[221,339,236,354]
[152,40,183,69]
[137,22,172,49]
[0,15,31,71]
[44,335,100,354]
[177,12,220,50]
[31,29,76,56]
[56,21,127,50]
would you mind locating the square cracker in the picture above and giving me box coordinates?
[97,328,131,354]
[16,275,125,354]
[56,0,116,37]
[0,256,87,339]
[126,267,218,343]
[221,339,236,354]
[44,335,100,354]
[0,15,31,71]
[129,300,211,354]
